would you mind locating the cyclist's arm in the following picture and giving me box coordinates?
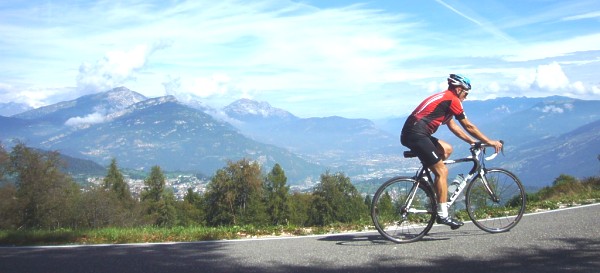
[447,119,475,144]
[456,117,502,152]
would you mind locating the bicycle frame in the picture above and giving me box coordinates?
[411,143,501,210]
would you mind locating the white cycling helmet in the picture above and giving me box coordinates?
[447,74,471,90]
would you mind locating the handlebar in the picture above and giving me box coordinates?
[471,140,504,161]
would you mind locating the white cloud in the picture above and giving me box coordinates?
[76,42,169,95]
[64,112,107,127]
[190,74,232,98]
[500,62,595,97]
[0,83,69,108]
[562,11,600,21]
[539,105,564,114]
[534,62,569,90]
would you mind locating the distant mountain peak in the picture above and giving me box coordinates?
[14,87,148,120]
[106,95,178,120]
[224,98,294,119]
[94,86,148,109]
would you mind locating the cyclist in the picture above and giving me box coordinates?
[400,74,502,229]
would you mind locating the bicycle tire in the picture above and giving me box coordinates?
[371,177,436,243]
[465,168,526,233]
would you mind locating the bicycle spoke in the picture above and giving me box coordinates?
[371,177,435,243]
[465,169,526,233]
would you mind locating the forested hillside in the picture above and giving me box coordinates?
[0,144,367,230]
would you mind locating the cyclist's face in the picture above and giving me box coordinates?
[458,87,469,101]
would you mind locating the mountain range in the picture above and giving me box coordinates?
[1,88,324,184]
[1,87,599,189]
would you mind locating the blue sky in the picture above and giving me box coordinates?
[1,0,599,118]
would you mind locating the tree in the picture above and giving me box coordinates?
[142,166,176,227]
[287,192,313,226]
[265,164,290,225]
[309,171,367,226]
[76,185,131,228]
[0,143,17,229]
[364,194,372,211]
[177,188,205,226]
[8,143,80,229]
[103,158,133,202]
[376,191,394,222]
[204,159,267,226]
[553,174,578,187]
[0,142,8,182]
[0,183,18,229]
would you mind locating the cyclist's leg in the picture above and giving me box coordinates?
[429,140,463,229]
[435,138,453,160]
[400,134,462,229]
[428,160,448,203]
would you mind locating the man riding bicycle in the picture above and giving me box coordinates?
[400,74,502,229]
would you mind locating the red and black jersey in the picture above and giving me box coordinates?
[402,90,466,136]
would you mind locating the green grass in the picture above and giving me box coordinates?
[0,223,370,246]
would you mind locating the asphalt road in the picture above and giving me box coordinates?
[2,203,599,273]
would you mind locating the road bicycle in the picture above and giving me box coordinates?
[370,141,526,243]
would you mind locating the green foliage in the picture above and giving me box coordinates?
[74,186,142,229]
[7,143,80,229]
[265,163,290,225]
[552,174,578,187]
[204,159,268,226]
[177,188,205,226]
[142,166,177,227]
[309,171,367,226]
[0,183,19,229]
[513,174,600,213]
[103,158,133,202]
[376,191,394,221]
[287,192,313,226]
[363,194,372,210]
[0,142,9,182]
[0,223,368,246]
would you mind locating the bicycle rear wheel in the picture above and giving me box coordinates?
[371,177,436,243]
[465,168,526,233]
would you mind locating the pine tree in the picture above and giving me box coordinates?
[0,142,8,182]
[364,194,372,211]
[142,166,176,227]
[287,192,313,226]
[178,188,205,226]
[103,158,132,202]
[265,164,290,225]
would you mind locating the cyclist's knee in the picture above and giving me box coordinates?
[437,139,453,159]
[429,160,448,177]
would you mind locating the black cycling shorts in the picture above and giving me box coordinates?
[400,133,442,167]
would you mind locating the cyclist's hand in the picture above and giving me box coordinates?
[487,140,503,153]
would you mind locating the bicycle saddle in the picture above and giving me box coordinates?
[403,151,417,158]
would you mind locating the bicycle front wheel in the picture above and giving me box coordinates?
[371,177,436,243]
[465,168,526,233]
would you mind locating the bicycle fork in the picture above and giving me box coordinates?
[477,170,501,203]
